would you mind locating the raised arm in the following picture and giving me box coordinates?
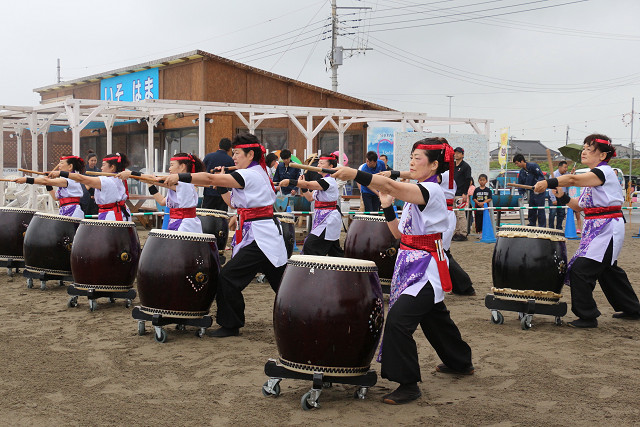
[332,167,428,205]
[49,171,102,189]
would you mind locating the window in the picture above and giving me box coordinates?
[80,136,106,163]
[163,128,198,170]
[237,128,288,152]
[318,132,364,168]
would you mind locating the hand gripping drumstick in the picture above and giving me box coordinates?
[288,163,337,174]
[506,183,534,190]
[19,168,51,176]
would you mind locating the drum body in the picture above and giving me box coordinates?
[274,255,384,376]
[137,230,219,318]
[23,213,82,276]
[0,208,35,261]
[71,220,140,291]
[344,215,399,287]
[492,225,567,295]
[274,212,295,258]
[196,209,227,251]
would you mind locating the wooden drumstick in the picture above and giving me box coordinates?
[507,183,534,190]
[0,178,15,182]
[288,163,337,174]
[209,166,238,173]
[19,168,51,175]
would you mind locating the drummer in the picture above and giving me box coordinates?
[279,153,343,257]
[117,153,204,233]
[332,137,474,405]
[49,153,131,221]
[162,133,288,338]
[534,134,640,328]
[15,155,85,219]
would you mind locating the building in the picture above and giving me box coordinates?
[490,139,561,163]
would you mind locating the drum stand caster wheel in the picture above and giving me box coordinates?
[7,268,14,277]
[109,298,116,304]
[175,324,186,331]
[301,389,321,410]
[491,310,504,325]
[256,274,266,283]
[261,379,282,397]
[137,321,146,336]
[89,299,98,312]
[67,296,78,308]
[353,387,368,400]
[40,280,47,291]
[554,316,563,326]
[195,328,206,338]
[125,299,133,309]
[521,314,533,330]
[26,278,34,289]
[59,280,65,287]
[154,326,167,343]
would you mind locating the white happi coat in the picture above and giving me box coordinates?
[310,176,342,241]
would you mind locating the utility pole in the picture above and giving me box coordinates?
[629,97,634,185]
[565,125,569,146]
[446,95,454,133]
[57,58,61,83]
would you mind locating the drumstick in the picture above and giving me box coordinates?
[507,183,534,190]
[0,178,15,182]
[289,163,337,174]
[209,166,238,173]
[19,168,50,176]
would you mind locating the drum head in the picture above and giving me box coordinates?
[0,207,36,214]
[34,212,82,223]
[352,214,385,222]
[149,229,217,242]
[288,254,377,271]
[497,224,566,241]
[80,219,136,227]
[196,209,229,218]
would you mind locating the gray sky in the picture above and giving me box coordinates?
[2,0,639,151]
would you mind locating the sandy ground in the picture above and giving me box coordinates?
[1,223,640,426]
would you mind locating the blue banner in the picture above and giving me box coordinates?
[100,68,159,101]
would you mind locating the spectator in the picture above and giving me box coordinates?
[513,153,546,227]
[357,151,386,212]
[549,160,569,229]
[472,174,492,233]
[202,138,235,211]
[379,154,392,171]
[273,149,301,195]
[452,147,472,241]
[467,177,475,230]
[80,150,100,216]
[85,151,100,172]
[265,152,279,180]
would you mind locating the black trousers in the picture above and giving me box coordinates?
[202,195,228,211]
[446,250,473,295]
[570,239,640,320]
[302,229,344,257]
[381,284,473,384]
[362,193,381,213]
[215,241,286,329]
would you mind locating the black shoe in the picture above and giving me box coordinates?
[461,286,476,296]
[207,327,240,338]
[458,235,468,241]
[567,318,598,328]
[452,235,462,241]
[382,383,422,405]
[435,363,474,375]
[612,312,640,320]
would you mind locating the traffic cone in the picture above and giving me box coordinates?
[479,206,496,243]
[162,206,170,230]
[286,205,299,251]
[564,207,580,240]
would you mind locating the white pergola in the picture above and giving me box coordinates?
[1,98,492,206]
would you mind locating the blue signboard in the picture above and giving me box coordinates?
[100,68,159,101]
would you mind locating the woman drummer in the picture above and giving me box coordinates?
[49,153,131,221]
[279,153,343,257]
[534,134,640,328]
[15,155,86,219]
[163,133,287,338]
[118,153,204,233]
[332,137,474,405]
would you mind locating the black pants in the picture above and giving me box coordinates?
[446,250,473,295]
[302,229,344,257]
[527,192,546,227]
[216,241,286,329]
[474,210,484,233]
[381,284,473,384]
[570,239,640,320]
[362,193,381,213]
[202,195,228,211]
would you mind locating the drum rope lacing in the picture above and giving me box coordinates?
[352,214,386,222]
[278,357,371,376]
[491,287,563,302]
[139,306,209,319]
[24,266,72,276]
[34,212,83,223]
[148,230,217,242]
[287,259,378,273]
[80,220,136,227]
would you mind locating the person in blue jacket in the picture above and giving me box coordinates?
[513,154,546,227]
[273,149,301,195]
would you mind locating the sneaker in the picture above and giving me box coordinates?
[567,318,598,328]
[207,326,240,338]
[382,383,422,405]
[612,312,640,320]
[435,363,474,375]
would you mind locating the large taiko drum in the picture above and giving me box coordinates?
[71,220,140,292]
[344,214,399,289]
[274,255,384,376]
[492,225,567,299]
[23,212,82,277]
[274,212,295,257]
[137,230,220,318]
[197,209,228,251]
[0,207,36,263]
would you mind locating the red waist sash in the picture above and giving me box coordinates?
[584,205,623,219]
[400,233,452,293]
[169,207,197,219]
[236,205,274,244]
[446,199,454,211]
[315,201,337,210]
[59,197,80,207]
[99,200,128,221]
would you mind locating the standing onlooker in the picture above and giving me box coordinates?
[514,154,546,227]
[472,174,492,233]
[273,149,301,195]
[379,154,392,171]
[80,151,100,216]
[357,151,386,213]
[202,138,235,211]
[549,160,569,230]
[452,147,472,241]
[467,178,475,231]
[86,152,100,172]
[265,153,279,180]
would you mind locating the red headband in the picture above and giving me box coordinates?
[171,154,196,172]
[415,144,455,188]
[320,156,337,160]
[234,143,275,191]
[594,139,617,158]
[60,155,83,161]
[103,154,121,163]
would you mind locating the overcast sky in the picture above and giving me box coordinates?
[2,0,639,151]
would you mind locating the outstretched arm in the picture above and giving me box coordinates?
[49,171,102,189]
[333,167,428,205]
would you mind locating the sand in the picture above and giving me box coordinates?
[1,225,639,426]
